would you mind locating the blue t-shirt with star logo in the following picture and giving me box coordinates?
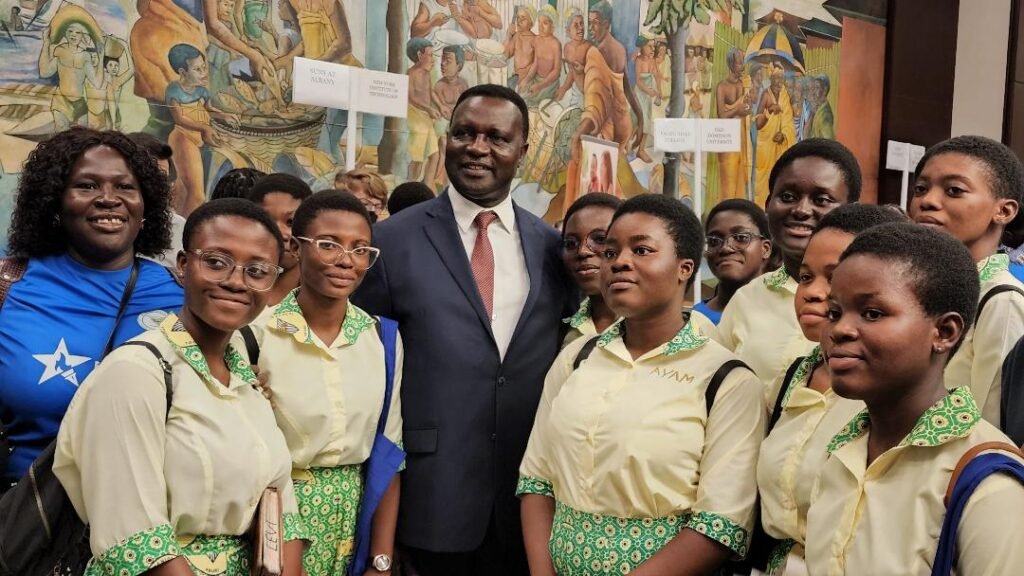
[0,254,184,483]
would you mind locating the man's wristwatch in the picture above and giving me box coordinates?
[372,554,393,572]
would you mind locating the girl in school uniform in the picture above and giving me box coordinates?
[715,139,859,385]
[248,191,402,575]
[909,135,1024,428]
[519,194,764,575]
[560,193,621,346]
[804,222,1024,575]
[54,199,308,576]
[755,204,904,575]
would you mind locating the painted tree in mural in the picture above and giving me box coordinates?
[645,0,739,199]
[378,0,406,176]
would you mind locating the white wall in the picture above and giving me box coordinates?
[951,0,1012,139]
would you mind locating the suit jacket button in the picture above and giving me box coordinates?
[490,433,497,441]
[497,377,506,386]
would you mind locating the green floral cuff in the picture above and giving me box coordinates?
[398,440,406,473]
[683,511,750,557]
[766,539,796,575]
[88,523,179,576]
[515,474,554,498]
[283,512,309,542]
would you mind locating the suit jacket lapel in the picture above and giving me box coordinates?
[511,204,545,342]
[423,192,496,338]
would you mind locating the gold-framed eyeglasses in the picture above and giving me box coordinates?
[562,229,608,255]
[183,249,283,292]
[295,237,380,269]
[705,232,767,253]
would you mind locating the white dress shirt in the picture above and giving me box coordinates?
[449,187,530,359]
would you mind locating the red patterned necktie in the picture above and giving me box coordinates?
[471,210,498,318]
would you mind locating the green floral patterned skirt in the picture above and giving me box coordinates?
[292,464,363,576]
[85,532,251,576]
[549,501,683,575]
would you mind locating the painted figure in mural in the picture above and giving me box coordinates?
[586,1,645,161]
[587,153,600,193]
[633,37,662,153]
[39,22,99,130]
[166,44,222,215]
[450,0,502,40]
[7,6,22,32]
[433,45,469,188]
[806,75,835,140]
[505,6,536,92]
[654,41,671,119]
[791,75,812,141]
[716,47,752,201]
[407,38,440,184]
[279,0,357,65]
[85,36,135,131]
[522,6,561,106]
[202,0,275,88]
[554,8,587,108]
[754,64,797,205]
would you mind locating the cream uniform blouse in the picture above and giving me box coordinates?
[519,319,765,557]
[945,254,1024,425]
[562,297,599,348]
[53,314,305,574]
[714,268,814,387]
[756,347,863,559]
[251,291,403,469]
[805,387,1024,576]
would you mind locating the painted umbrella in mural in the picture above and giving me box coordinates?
[744,14,805,73]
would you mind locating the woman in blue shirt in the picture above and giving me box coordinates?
[0,128,183,487]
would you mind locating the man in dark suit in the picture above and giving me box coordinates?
[354,84,574,575]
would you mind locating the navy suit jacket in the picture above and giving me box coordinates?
[353,192,574,552]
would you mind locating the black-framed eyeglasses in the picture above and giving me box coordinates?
[562,229,608,255]
[705,232,767,252]
[295,237,381,269]
[183,249,283,292]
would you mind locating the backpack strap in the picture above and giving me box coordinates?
[0,257,28,313]
[374,316,399,435]
[705,359,752,415]
[768,356,806,432]
[976,284,1024,325]
[239,325,260,365]
[572,336,600,370]
[944,441,1024,506]
[118,341,174,418]
[101,258,141,359]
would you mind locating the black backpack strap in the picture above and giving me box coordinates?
[977,284,1024,324]
[768,356,806,432]
[572,336,601,370]
[101,258,141,359]
[705,359,752,415]
[119,341,174,418]
[239,325,260,365]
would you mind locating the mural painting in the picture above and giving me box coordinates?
[0,0,887,252]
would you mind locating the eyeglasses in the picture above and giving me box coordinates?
[184,249,283,292]
[562,230,608,254]
[705,232,767,253]
[295,237,380,269]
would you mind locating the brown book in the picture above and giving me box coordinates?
[252,487,283,576]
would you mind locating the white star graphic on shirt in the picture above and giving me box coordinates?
[32,338,91,386]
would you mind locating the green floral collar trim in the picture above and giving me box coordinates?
[269,289,376,347]
[763,267,791,292]
[597,317,709,357]
[781,345,824,406]
[159,313,257,389]
[563,297,592,329]
[827,387,980,454]
[978,254,1010,283]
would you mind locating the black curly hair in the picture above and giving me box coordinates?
[210,167,266,201]
[611,193,704,264]
[768,138,862,203]
[814,203,907,237]
[840,222,979,336]
[7,127,172,259]
[292,190,373,238]
[914,135,1024,204]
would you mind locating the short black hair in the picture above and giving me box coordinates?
[706,198,770,237]
[915,135,1024,204]
[814,203,907,237]
[127,132,172,160]
[768,138,862,203]
[840,222,979,334]
[292,190,373,238]
[182,198,285,261]
[211,167,266,201]
[452,84,530,139]
[387,181,435,215]
[611,194,704,264]
[248,173,313,204]
[562,192,622,236]
[7,127,172,259]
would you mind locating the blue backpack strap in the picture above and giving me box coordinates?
[932,442,1024,576]
[374,316,399,435]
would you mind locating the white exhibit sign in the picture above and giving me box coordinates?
[886,140,926,209]
[354,68,409,119]
[653,119,697,153]
[291,57,352,110]
[700,119,743,153]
